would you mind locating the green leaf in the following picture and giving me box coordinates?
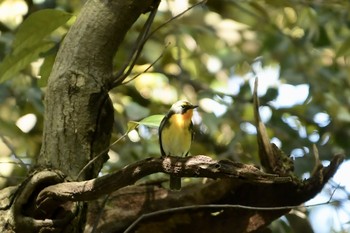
[0,9,71,84]
[127,121,139,133]
[0,42,54,83]
[13,9,72,54]
[337,106,350,122]
[336,37,350,57]
[249,2,269,21]
[139,114,164,127]
[38,52,56,87]
[128,114,164,130]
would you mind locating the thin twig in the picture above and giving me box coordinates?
[327,182,341,203]
[113,0,160,87]
[146,0,208,41]
[0,133,28,171]
[76,132,128,180]
[113,0,207,87]
[311,144,322,176]
[0,161,31,165]
[121,43,169,85]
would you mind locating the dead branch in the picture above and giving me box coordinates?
[0,147,341,232]
[84,154,344,233]
[36,155,290,208]
[253,78,294,176]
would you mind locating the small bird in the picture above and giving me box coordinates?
[159,100,198,190]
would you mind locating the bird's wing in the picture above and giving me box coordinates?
[158,114,170,156]
[190,121,194,141]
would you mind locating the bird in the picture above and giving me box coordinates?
[159,100,198,190]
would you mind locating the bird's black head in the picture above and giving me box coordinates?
[169,100,198,114]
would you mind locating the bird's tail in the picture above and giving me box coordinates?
[170,175,181,190]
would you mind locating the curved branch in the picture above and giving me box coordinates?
[36,155,289,206]
[26,153,343,232]
[36,153,345,213]
[89,154,344,232]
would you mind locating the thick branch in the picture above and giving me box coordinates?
[0,152,337,233]
[36,154,344,213]
[36,155,289,207]
[85,154,344,232]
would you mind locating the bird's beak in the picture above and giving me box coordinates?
[191,105,198,109]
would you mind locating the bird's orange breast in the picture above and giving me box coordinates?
[171,109,193,128]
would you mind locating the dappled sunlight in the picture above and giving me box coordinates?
[271,84,309,108]
[259,106,272,123]
[290,147,309,159]
[308,131,320,143]
[128,129,141,143]
[282,114,307,138]
[164,63,181,76]
[134,73,177,104]
[16,113,37,133]
[0,157,15,186]
[199,98,227,117]
[276,7,305,39]
[270,137,282,148]
[205,12,251,46]
[240,122,256,135]
[162,0,190,16]
[0,0,28,29]
[203,55,222,73]
[313,112,331,127]
[0,138,17,187]
[249,63,280,96]
[181,34,197,51]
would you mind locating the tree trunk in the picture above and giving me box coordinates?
[0,0,154,232]
[38,0,154,181]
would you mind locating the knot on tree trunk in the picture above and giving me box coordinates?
[0,170,76,233]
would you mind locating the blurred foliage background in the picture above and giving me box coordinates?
[0,0,350,232]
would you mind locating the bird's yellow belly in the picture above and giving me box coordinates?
[161,123,191,156]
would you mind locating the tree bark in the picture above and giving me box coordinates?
[0,0,155,232]
[38,0,154,181]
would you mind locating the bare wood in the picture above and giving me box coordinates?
[36,155,290,207]
[1,153,343,232]
[85,154,344,232]
[253,79,294,176]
